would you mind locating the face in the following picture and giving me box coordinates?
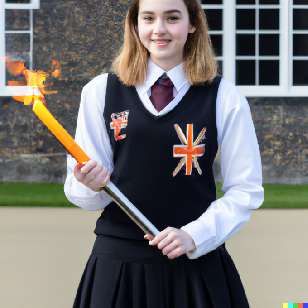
[137,0,196,71]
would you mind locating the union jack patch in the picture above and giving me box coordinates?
[173,124,206,176]
[110,110,129,141]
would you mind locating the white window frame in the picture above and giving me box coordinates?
[0,0,40,96]
[202,1,308,97]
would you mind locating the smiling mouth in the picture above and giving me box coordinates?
[151,40,171,46]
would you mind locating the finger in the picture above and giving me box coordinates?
[91,169,110,188]
[144,234,154,241]
[74,164,86,181]
[77,162,84,170]
[99,170,111,187]
[167,247,184,259]
[157,235,174,250]
[149,228,171,245]
[162,240,180,255]
[149,232,168,245]
[83,166,101,185]
[80,160,97,174]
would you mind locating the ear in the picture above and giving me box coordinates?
[134,25,139,34]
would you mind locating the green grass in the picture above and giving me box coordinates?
[0,182,307,208]
[0,182,73,207]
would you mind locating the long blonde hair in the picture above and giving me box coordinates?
[111,0,218,86]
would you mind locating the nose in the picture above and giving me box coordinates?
[153,18,167,35]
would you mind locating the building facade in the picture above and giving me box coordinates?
[0,0,307,183]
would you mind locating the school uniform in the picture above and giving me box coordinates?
[64,58,264,307]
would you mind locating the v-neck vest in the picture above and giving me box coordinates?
[94,73,222,240]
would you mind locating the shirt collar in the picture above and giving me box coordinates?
[136,58,188,95]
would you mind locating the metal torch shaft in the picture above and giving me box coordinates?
[101,182,160,237]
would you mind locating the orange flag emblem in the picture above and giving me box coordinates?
[110,110,129,141]
[173,124,206,176]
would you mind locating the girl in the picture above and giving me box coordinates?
[64,0,264,307]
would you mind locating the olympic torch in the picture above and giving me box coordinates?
[5,57,159,237]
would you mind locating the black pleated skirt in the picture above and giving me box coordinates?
[72,235,250,308]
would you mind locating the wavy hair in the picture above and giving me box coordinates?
[111,0,218,86]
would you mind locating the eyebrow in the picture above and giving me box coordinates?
[140,10,182,15]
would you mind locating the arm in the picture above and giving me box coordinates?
[64,74,114,211]
[180,78,264,259]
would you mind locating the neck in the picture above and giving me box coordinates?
[150,57,182,71]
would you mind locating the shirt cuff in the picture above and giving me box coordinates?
[180,218,217,260]
[64,175,112,211]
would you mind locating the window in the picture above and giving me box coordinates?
[201,0,224,75]
[292,0,308,86]
[202,0,308,96]
[236,0,280,86]
[0,0,39,96]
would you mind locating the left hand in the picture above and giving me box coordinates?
[144,227,196,260]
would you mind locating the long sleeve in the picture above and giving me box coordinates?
[64,73,114,211]
[180,78,264,259]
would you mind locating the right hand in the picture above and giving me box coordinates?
[74,159,111,192]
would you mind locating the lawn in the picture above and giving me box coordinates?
[0,182,307,208]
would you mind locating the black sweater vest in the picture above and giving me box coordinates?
[94,73,222,240]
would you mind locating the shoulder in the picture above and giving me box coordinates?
[82,73,109,96]
[79,73,109,114]
[216,76,249,113]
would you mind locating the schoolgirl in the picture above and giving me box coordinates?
[64,0,264,307]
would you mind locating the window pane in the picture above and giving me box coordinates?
[236,9,255,30]
[293,61,308,85]
[236,34,255,56]
[259,34,279,56]
[236,60,255,85]
[259,0,280,3]
[236,0,255,3]
[294,0,308,4]
[217,60,223,75]
[6,0,31,3]
[259,60,279,85]
[210,35,222,57]
[5,9,29,31]
[206,9,222,31]
[293,10,308,30]
[201,0,223,3]
[293,35,308,56]
[5,52,30,85]
[259,9,279,30]
[6,33,30,53]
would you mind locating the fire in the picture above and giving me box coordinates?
[5,56,61,105]
[5,56,89,164]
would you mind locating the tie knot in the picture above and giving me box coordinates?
[156,73,173,87]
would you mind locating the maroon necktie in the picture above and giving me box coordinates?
[150,73,174,112]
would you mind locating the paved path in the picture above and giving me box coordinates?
[0,208,307,308]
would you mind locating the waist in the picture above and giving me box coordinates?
[91,234,225,263]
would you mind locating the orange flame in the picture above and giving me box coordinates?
[5,56,62,105]
[4,56,90,164]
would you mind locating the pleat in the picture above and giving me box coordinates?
[73,254,97,308]
[144,262,167,308]
[218,246,250,308]
[131,263,146,307]
[185,261,213,307]
[89,256,124,308]
[198,249,232,308]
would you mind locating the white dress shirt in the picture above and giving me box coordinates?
[64,58,264,259]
